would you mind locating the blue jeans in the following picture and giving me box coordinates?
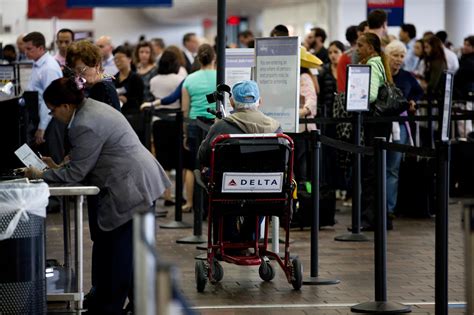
[386,124,408,214]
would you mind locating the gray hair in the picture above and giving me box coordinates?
[232,99,260,110]
[385,40,407,56]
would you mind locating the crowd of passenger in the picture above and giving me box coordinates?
[2,11,473,227]
[3,8,473,313]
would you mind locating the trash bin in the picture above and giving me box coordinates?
[0,182,49,314]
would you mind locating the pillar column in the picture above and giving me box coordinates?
[445,0,474,47]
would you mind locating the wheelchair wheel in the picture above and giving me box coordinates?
[195,260,207,292]
[291,258,303,290]
[259,261,275,282]
[211,259,224,283]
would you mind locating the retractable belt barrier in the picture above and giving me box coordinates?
[309,123,450,313]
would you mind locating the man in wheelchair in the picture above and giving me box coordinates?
[198,80,282,244]
[198,80,282,165]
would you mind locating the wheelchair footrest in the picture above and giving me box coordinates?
[222,254,261,266]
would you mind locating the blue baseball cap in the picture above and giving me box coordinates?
[232,80,260,104]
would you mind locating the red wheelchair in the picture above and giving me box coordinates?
[194,133,302,292]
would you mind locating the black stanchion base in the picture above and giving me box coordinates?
[176,235,207,244]
[155,210,168,218]
[334,233,371,242]
[303,276,340,285]
[159,221,192,229]
[195,253,207,260]
[351,301,411,314]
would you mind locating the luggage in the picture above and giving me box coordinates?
[395,156,436,218]
[291,184,336,229]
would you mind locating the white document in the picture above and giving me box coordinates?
[14,144,47,170]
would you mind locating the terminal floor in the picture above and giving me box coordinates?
[46,200,468,314]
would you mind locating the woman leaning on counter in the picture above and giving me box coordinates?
[25,77,170,314]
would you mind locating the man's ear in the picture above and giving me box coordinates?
[230,98,235,109]
[257,98,262,108]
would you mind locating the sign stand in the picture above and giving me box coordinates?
[335,65,371,242]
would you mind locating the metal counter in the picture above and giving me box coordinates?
[47,185,99,311]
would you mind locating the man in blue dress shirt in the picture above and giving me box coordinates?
[24,31,64,163]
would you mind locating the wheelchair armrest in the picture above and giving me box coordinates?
[193,169,208,192]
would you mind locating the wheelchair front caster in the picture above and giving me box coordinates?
[291,258,303,290]
[195,260,207,292]
[211,259,224,283]
[259,260,275,282]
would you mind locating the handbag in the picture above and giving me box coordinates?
[372,62,409,117]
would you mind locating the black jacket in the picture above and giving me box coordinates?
[317,63,337,117]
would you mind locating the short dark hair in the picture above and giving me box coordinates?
[3,44,15,53]
[367,9,387,29]
[435,31,448,44]
[312,27,327,43]
[345,25,358,45]
[270,24,289,37]
[44,77,84,107]
[157,50,180,75]
[329,40,345,53]
[465,35,474,47]
[151,38,165,49]
[401,24,416,39]
[113,45,132,58]
[238,30,254,38]
[357,21,368,33]
[57,28,75,41]
[23,31,46,48]
[182,33,196,46]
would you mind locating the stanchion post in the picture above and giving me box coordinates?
[160,111,191,229]
[303,130,340,285]
[351,137,410,314]
[435,140,450,315]
[335,111,370,242]
[175,111,184,222]
[374,137,387,302]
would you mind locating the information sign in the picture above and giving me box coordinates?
[224,48,254,115]
[345,65,371,112]
[255,37,300,132]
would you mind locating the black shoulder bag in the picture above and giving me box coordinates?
[372,62,409,117]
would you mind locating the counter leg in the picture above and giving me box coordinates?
[74,195,84,310]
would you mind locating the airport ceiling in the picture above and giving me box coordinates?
[142,0,316,24]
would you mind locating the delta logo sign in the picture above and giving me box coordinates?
[222,172,283,193]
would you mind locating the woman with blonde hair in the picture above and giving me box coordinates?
[384,40,423,217]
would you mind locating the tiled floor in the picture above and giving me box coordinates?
[46,199,469,314]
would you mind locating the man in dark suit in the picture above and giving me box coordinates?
[26,77,170,314]
[182,32,199,73]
